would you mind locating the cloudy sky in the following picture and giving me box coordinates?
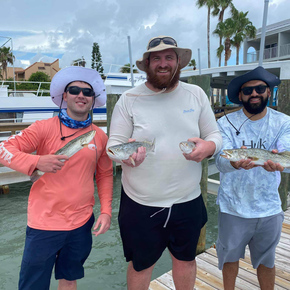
[1,0,289,73]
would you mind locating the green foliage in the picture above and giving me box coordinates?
[15,72,50,95]
[91,42,104,76]
[0,46,14,80]
[188,59,197,70]
[213,4,256,66]
[120,63,138,73]
[29,71,51,82]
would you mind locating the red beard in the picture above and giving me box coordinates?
[145,64,181,91]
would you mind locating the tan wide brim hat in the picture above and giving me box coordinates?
[136,36,192,72]
[50,66,106,108]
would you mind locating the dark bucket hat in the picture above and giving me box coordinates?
[228,66,281,104]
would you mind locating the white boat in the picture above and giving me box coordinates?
[0,73,147,123]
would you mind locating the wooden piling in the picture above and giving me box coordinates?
[187,75,211,254]
[277,80,290,211]
[0,185,9,194]
[106,94,120,176]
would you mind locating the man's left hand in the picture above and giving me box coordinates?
[183,138,216,162]
[93,213,111,237]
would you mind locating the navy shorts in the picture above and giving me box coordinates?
[118,187,207,271]
[19,214,95,290]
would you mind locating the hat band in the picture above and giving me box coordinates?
[147,37,177,50]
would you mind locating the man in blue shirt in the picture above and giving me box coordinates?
[215,66,290,289]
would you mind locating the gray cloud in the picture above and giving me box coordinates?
[1,0,289,71]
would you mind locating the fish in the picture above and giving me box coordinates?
[179,141,196,154]
[107,139,155,166]
[30,130,96,183]
[220,148,290,168]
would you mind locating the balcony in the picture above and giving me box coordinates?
[246,43,290,63]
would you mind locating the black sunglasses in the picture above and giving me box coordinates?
[240,85,268,95]
[66,86,95,97]
[147,37,177,50]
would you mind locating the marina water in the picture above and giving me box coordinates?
[0,171,219,289]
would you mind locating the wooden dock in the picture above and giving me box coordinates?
[149,208,290,290]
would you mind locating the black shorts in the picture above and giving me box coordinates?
[118,187,207,271]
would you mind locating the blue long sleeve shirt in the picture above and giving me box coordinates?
[215,108,290,218]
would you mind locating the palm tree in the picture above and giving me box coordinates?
[0,46,14,80]
[196,0,215,68]
[120,63,138,73]
[188,59,197,70]
[231,7,256,65]
[213,18,236,66]
[212,0,233,66]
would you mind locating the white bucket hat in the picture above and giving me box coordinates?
[136,36,192,72]
[50,66,106,108]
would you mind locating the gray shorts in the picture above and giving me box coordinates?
[216,211,284,270]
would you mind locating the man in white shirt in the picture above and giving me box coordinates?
[107,36,222,290]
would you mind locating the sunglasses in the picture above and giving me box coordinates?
[66,86,95,97]
[240,85,268,95]
[147,37,177,50]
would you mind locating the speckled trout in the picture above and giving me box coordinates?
[221,148,290,168]
[30,130,96,183]
[179,141,196,154]
[107,140,155,165]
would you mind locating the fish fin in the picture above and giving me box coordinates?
[278,151,290,156]
[151,138,156,152]
[129,157,135,166]
[30,170,44,183]
[82,143,89,148]
[249,157,259,161]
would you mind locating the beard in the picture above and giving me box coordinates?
[242,95,269,115]
[145,63,181,91]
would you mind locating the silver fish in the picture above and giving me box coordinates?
[179,141,196,154]
[107,140,155,166]
[221,148,290,168]
[30,130,96,183]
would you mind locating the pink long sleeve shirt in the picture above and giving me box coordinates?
[0,117,113,231]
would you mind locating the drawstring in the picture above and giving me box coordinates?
[150,206,172,228]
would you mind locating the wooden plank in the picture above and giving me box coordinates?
[196,257,259,289]
[154,272,175,290]
[149,279,172,290]
[195,260,224,289]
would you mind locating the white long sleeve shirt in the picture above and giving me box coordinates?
[107,81,222,207]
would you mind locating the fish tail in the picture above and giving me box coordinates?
[30,170,44,183]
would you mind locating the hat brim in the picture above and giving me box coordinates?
[136,44,192,71]
[50,66,106,108]
[228,66,281,104]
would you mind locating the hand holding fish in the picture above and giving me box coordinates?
[222,147,288,171]
[93,213,111,237]
[262,150,285,172]
[36,154,69,173]
[121,139,147,167]
[182,138,216,162]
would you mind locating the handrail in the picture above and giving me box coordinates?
[0,120,107,135]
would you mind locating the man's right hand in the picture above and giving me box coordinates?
[36,155,69,173]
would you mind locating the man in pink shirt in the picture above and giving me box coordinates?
[0,66,113,290]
